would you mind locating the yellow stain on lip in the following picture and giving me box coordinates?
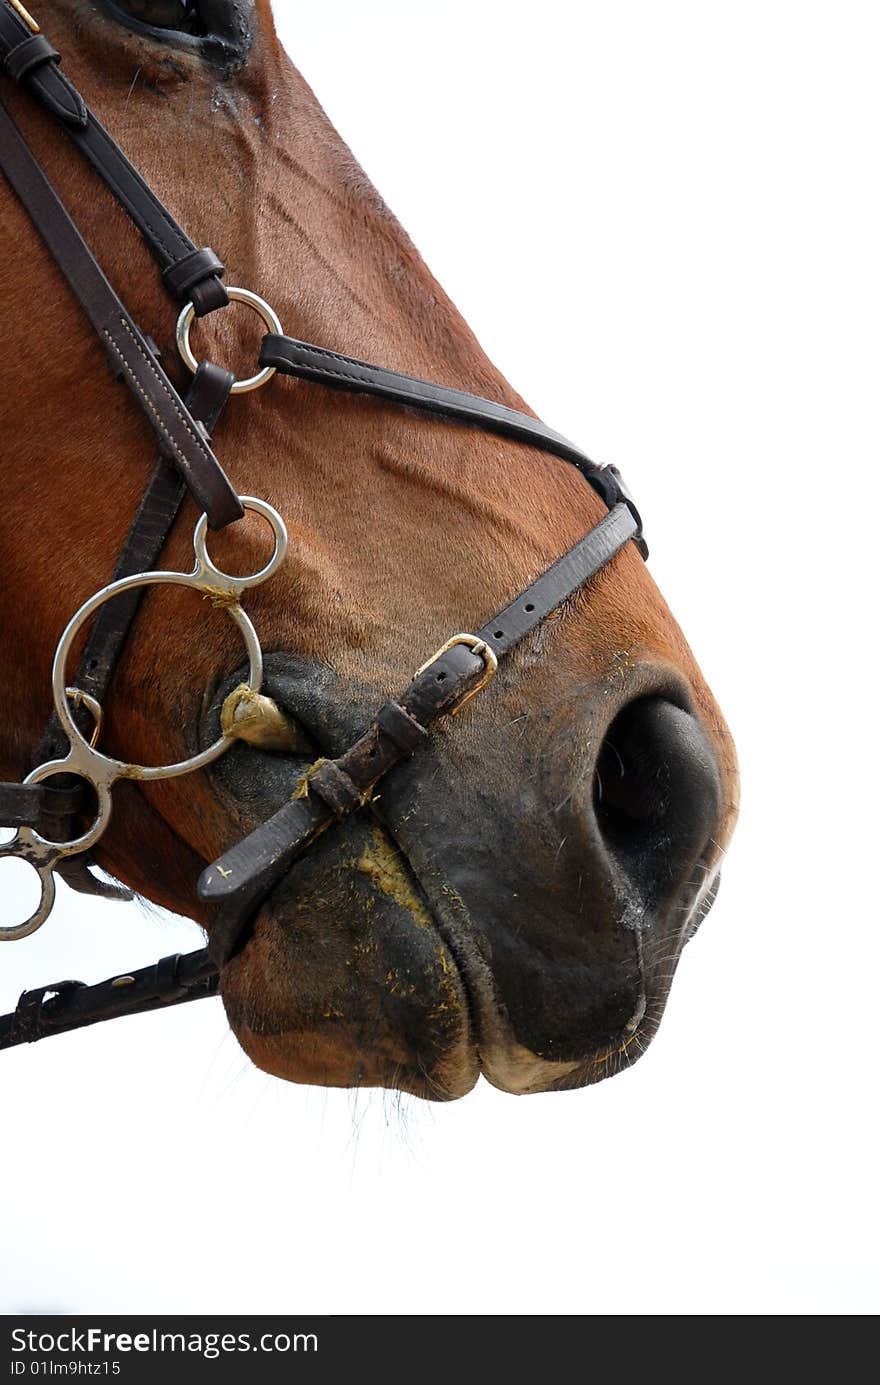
[351,828,433,929]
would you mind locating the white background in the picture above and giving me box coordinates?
[2,1,878,1315]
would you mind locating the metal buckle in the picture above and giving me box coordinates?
[416,633,499,715]
[8,1,40,34]
[175,286,282,394]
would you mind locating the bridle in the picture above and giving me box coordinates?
[0,1,646,1050]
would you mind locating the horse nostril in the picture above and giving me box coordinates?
[592,696,722,908]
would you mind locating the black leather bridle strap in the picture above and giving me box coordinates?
[200,502,637,965]
[261,334,647,559]
[0,948,218,1050]
[0,94,242,528]
[0,3,227,315]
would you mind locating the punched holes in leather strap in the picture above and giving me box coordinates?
[375,701,429,754]
[308,761,364,818]
[4,34,60,82]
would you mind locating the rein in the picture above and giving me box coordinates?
[0,2,645,1050]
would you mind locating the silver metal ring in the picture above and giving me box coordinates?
[175,286,283,394]
[192,496,288,591]
[23,762,113,855]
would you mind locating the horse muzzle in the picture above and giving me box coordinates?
[203,655,727,1099]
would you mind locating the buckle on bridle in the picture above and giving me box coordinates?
[416,633,499,715]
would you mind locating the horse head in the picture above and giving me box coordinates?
[0,0,739,1097]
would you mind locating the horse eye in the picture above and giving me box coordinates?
[101,1,256,65]
[106,1,204,36]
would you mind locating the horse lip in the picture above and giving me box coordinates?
[211,813,483,1099]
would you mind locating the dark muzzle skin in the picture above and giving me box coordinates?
[204,649,725,1098]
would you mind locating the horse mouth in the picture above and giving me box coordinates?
[203,659,725,1100]
[214,807,719,1100]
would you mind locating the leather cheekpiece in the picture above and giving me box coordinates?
[0,4,225,295]
[0,100,240,529]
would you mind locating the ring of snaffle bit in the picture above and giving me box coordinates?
[175,287,283,394]
[0,497,287,941]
